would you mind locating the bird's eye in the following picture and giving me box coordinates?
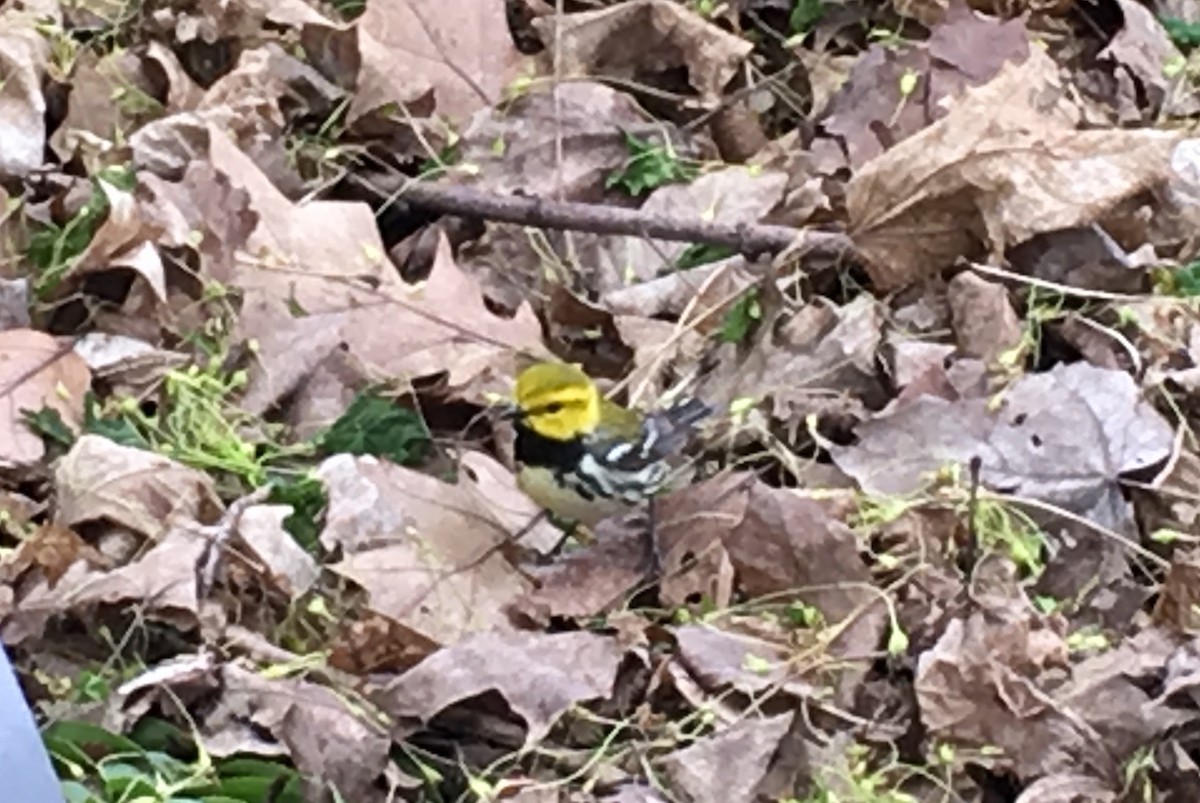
[544,402,563,414]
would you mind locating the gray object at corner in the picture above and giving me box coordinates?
[0,644,64,803]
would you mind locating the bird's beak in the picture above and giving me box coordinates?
[495,399,523,421]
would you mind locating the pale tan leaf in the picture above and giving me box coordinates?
[0,329,91,468]
[847,49,1181,289]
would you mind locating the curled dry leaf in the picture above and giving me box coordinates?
[353,0,523,123]
[55,435,221,543]
[1005,225,1156,294]
[820,0,1030,170]
[848,48,1181,290]
[234,504,319,600]
[49,49,167,165]
[64,180,167,303]
[190,663,389,802]
[835,362,1174,533]
[656,474,885,662]
[318,452,555,648]
[535,0,752,104]
[377,630,627,744]
[698,295,886,423]
[604,255,756,322]
[657,713,796,803]
[4,521,210,644]
[919,613,1192,783]
[1099,0,1197,122]
[0,329,91,469]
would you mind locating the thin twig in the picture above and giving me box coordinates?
[359,177,856,260]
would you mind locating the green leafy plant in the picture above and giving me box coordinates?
[267,473,328,552]
[606,131,697,196]
[25,165,136,299]
[1162,17,1200,52]
[674,242,734,270]
[970,496,1046,576]
[719,289,762,344]
[789,0,826,36]
[315,390,431,466]
[1152,261,1200,297]
[329,0,366,20]
[45,720,306,803]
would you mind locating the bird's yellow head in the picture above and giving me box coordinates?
[513,362,601,442]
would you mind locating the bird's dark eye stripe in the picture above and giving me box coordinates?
[531,401,567,415]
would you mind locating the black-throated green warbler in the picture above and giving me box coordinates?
[507,362,711,526]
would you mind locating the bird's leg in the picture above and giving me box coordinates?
[644,495,663,578]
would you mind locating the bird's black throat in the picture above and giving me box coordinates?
[513,421,586,472]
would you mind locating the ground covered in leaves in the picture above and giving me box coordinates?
[4,0,1200,801]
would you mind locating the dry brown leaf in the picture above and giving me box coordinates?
[0,523,108,590]
[603,257,756,322]
[49,49,166,165]
[946,271,1022,364]
[1154,548,1200,632]
[918,612,1192,782]
[235,504,319,600]
[834,361,1174,533]
[658,713,795,803]
[353,0,523,123]
[199,126,545,413]
[612,315,707,404]
[1014,774,1117,803]
[318,452,553,647]
[1005,225,1156,293]
[591,167,788,289]
[55,435,221,542]
[456,82,672,198]
[1099,0,1197,122]
[4,522,209,643]
[376,629,627,744]
[536,0,752,104]
[657,474,885,661]
[72,333,190,399]
[0,329,91,468]
[820,1,1029,170]
[466,162,766,310]
[848,48,1182,289]
[672,625,820,699]
[698,295,886,423]
[0,14,49,177]
[63,180,167,303]
[510,522,650,625]
[189,663,389,801]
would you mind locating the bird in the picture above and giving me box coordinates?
[506,361,711,527]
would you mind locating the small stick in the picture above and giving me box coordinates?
[354,175,857,261]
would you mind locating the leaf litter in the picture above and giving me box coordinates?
[4,0,1200,801]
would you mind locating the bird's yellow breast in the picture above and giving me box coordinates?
[516,465,628,527]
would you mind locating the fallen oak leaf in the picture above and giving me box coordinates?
[0,329,91,469]
[847,47,1181,290]
[377,629,628,744]
[199,126,546,414]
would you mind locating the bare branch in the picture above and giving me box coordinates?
[358,177,858,262]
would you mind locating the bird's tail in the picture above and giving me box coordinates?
[640,398,713,459]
